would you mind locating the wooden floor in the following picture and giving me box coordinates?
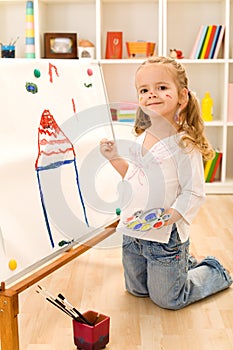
[18,195,233,350]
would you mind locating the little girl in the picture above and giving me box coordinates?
[100,56,232,309]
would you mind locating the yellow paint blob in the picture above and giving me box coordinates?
[8,259,17,271]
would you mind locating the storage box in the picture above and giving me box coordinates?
[126,42,156,58]
[73,310,110,350]
[1,45,15,58]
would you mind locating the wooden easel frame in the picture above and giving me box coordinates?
[0,221,118,350]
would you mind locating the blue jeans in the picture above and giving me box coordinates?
[122,226,232,310]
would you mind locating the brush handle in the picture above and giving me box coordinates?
[73,307,93,326]
[45,297,74,319]
[58,293,93,326]
[37,290,85,323]
[37,286,74,319]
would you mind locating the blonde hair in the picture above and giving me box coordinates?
[134,56,214,160]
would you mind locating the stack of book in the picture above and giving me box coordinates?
[204,149,223,183]
[189,25,225,59]
[116,103,137,123]
[117,109,136,122]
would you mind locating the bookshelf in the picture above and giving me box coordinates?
[0,0,232,193]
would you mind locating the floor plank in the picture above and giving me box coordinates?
[17,195,233,350]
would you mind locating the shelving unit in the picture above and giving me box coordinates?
[0,0,233,193]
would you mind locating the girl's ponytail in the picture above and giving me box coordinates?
[179,90,214,160]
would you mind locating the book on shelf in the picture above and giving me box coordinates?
[209,25,222,58]
[189,24,225,59]
[204,150,223,183]
[194,25,208,59]
[189,25,205,59]
[204,25,217,58]
[189,24,204,59]
[212,25,225,59]
[204,158,213,181]
[199,25,212,59]
[209,152,222,182]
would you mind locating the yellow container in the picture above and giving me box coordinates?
[202,91,213,121]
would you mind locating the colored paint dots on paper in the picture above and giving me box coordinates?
[153,220,164,229]
[144,213,157,221]
[116,208,121,215]
[161,213,171,221]
[26,82,38,94]
[133,223,143,231]
[87,68,93,76]
[141,223,152,231]
[34,69,41,78]
[84,83,92,88]
[124,216,135,224]
[8,259,17,270]
[85,69,93,87]
[127,221,139,229]
[124,208,168,233]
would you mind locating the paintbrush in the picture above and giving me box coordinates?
[36,286,74,319]
[36,285,87,324]
[36,285,77,320]
[57,293,93,326]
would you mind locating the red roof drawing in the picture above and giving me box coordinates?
[35,109,75,170]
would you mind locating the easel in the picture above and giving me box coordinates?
[0,221,118,350]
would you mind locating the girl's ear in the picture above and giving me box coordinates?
[179,88,189,111]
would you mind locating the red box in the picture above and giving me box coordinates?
[73,310,110,350]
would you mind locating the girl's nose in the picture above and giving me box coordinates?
[149,90,157,97]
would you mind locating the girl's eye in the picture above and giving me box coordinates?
[158,85,167,91]
[139,88,148,94]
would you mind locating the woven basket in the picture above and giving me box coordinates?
[126,42,156,57]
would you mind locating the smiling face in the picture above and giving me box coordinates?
[136,63,183,123]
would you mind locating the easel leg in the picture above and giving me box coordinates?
[0,290,19,350]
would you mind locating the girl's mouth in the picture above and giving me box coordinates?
[146,102,162,107]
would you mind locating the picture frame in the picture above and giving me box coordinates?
[44,33,77,59]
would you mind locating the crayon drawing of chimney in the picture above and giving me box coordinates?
[35,109,89,248]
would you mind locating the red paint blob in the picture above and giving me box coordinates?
[87,68,93,76]
[153,221,164,229]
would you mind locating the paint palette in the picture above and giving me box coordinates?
[123,208,171,232]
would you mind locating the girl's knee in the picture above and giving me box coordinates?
[149,294,185,310]
[126,288,149,298]
[125,278,149,298]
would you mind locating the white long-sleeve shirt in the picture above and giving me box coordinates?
[116,131,206,243]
